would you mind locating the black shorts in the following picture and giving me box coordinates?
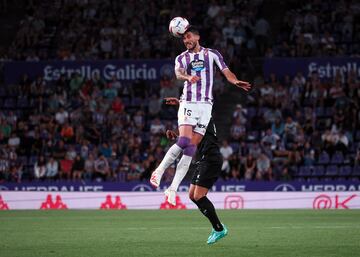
[191,159,222,189]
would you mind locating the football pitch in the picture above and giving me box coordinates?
[0,210,359,257]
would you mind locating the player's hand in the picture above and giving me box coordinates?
[164,97,179,106]
[187,75,200,84]
[235,80,251,91]
[166,130,178,140]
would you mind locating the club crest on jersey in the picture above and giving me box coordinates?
[190,60,205,71]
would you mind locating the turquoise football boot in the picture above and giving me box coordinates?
[207,228,215,242]
[207,224,228,245]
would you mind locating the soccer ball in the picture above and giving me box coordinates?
[169,17,190,38]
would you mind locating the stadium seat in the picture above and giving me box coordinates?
[355,130,360,141]
[247,107,256,118]
[325,165,338,176]
[338,166,352,178]
[0,87,6,97]
[325,107,334,117]
[4,98,16,109]
[28,156,38,166]
[298,166,312,177]
[18,156,28,165]
[330,152,344,164]
[17,97,29,108]
[230,142,240,153]
[315,107,325,117]
[352,166,360,177]
[318,152,330,165]
[312,165,325,177]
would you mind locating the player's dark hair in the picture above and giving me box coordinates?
[184,25,200,35]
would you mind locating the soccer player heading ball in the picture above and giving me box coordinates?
[150,21,251,205]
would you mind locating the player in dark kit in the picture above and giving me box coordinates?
[165,98,228,245]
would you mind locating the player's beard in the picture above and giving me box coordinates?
[186,41,198,51]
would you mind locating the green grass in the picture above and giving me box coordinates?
[0,210,359,257]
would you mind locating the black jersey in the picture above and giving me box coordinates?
[195,118,222,163]
[191,118,222,188]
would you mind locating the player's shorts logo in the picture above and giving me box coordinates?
[197,124,207,129]
[190,60,205,71]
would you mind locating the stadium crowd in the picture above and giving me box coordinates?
[0,0,360,183]
[270,0,360,57]
[2,0,266,63]
[224,70,360,181]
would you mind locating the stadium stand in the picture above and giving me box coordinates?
[0,0,359,183]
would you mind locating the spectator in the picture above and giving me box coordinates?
[34,155,46,179]
[8,133,20,148]
[230,118,246,141]
[232,104,247,124]
[94,154,109,181]
[150,118,165,135]
[254,17,270,55]
[46,157,59,180]
[84,153,95,181]
[244,154,256,180]
[69,72,83,96]
[55,107,69,125]
[112,97,124,113]
[60,122,74,143]
[148,94,161,117]
[220,140,233,178]
[256,153,272,181]
[72,155,85,180]
[271,118,285,137]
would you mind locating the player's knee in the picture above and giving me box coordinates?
[193,192,206,202]
[183,144,197,157]
[191,134,202,146]
[176,136,191,149]
[189,192,196,202]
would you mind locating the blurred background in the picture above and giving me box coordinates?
[0,0,359,189]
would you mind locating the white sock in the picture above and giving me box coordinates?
[169,155,193,191]
[156,144,182,176]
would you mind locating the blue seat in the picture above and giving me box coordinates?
[318,152,330,165]
[315,107,325,117]
[325,165,338,176]
[230,142,239,153]
[339,166,352,176]
[330,152,344,164]
[4,98,16,109]
[352,166,360,177]
[312,165,325,177]
[298,166,312,176]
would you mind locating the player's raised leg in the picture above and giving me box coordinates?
[164,125,199,204]
[150,141,183,188]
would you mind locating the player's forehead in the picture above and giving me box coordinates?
[182,31,198,39]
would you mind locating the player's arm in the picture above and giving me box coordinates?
[164,97,179,106]
[211,49,251,91]
[222,68,251,91]
[175,67,200,83]
[166,130,178,140]
[163,97,179,140]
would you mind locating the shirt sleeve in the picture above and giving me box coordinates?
[175,54,185,71]
[210,49,228,71]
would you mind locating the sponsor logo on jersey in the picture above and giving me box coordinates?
[190,60,205,71]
